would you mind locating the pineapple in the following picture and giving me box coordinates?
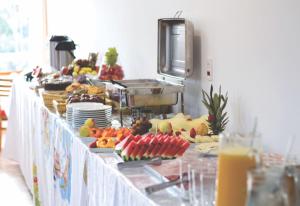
[202,85,228,135]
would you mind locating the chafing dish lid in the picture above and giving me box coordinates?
[157,18,193,79]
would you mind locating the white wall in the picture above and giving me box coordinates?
[48,0,300,155]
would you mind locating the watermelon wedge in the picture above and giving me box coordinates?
[143,133,154,140]
[157,137,171,157]
[133,135,142,142]
[115,134,134,154]
[144,137,158,159]
[168,137,184,158]
[129,139,144,160]
[136,137,152,160]
[162,138,177,159]
[175,141,190,157]
[121,141,137,161]
[149,135,166,158]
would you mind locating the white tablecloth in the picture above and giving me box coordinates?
[3,77,158,206]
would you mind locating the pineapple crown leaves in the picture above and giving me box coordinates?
[104,47,118,67]
[202,85,229,134]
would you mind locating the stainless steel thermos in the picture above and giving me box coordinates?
[49,35,76,70]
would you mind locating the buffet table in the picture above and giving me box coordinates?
[3,77,197,206]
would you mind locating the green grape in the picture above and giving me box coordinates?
[104,47,118,66]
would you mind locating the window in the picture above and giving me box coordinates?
[0,0,48,71]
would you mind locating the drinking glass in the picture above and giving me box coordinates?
[246,167,289,206]
[199,167,216,206]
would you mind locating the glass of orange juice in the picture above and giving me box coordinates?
[215,133,262,206]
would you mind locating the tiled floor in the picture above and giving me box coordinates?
[0,133,33,206]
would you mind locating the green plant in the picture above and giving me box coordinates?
[202,85,228,135]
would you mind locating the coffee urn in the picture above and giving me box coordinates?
[49,35,76,70]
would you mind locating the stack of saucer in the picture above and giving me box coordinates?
[66,102,112,129]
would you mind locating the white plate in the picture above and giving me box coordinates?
[67,102,103,108]
[68,102,108,110]
[73,112,112,116]
[73,108,111,112]
[80,137,97,144]
[73,118,111,120]
[73,115,111,119]
[75,119,111,122]
[74,124,111,127]
[74,123,111,125]
[77,114,112,116]
[73,110,111,113]
[72,104,111,111]
[75,118,112,121]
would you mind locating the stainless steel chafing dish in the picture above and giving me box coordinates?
[106,79,184,108]
[105,18,193,123]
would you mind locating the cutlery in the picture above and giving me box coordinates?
[145,174,189,195]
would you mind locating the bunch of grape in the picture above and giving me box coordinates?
[76,59,90,67]
[104,47,118,66]
[131,117,152,135]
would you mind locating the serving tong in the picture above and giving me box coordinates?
[145,173,189,195]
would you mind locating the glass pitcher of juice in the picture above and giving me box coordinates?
[215,134,261,206]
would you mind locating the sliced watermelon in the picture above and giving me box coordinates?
[133,135,142,142]
[162,138,177,159]
[136,137,152,160]
[157,137,171,157]
[115,135,134,154]
[143,133,154,140]
[121,141,137,161]
[168,137,183,158]
[149,135,166,158]
[129,139,144,160]
[175,141,190,157]
[163,137,177,158]
[144,137,158,158]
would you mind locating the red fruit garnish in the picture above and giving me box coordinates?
[89,141,97,148]
[190,128,196,138]
[208,114,215,122]
[181,128,186,132]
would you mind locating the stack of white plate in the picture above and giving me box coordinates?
[66,102,112,129]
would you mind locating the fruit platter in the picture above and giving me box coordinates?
[78,118,190,160]
[76,102,226,159]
